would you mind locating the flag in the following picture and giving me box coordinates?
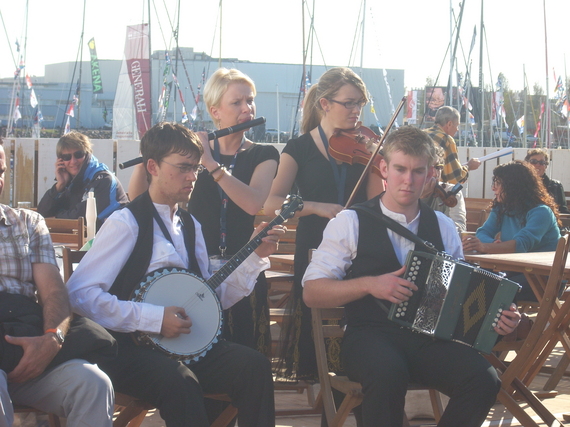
[88,38,104,94]
[190,105,197,121]
[34,108,44,124]
[13,99,21,121]
[64,115,71,134]
[25,74,33,89]
[29,88,38,108]
[66,95,78,117]
[516,115,524,134]
[468,26,477,58]
[406,90,417,124]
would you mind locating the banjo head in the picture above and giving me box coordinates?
[132,268,223,363]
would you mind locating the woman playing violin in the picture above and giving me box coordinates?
[265,67,385,380]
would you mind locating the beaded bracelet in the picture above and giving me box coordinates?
[209,164,223,175]
[213,167,227,183]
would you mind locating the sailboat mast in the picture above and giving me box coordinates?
[359,0,365,76]
[478,0,484,146]
[148,0,153,126]
[543,0,550,147]
[523,65,527,145]
[76,0,86,127]
[218,0,222,68]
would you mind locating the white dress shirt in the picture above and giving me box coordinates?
[67,202,269,334]
[303,199,463,285]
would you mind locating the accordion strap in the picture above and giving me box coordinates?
[350,204,439,255]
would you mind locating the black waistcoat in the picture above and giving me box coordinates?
[108,191,201,302]
[345,194,445,328]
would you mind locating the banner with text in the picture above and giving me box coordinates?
[88,38,103,94]
[125,24,151,138]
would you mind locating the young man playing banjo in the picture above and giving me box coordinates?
[303,126,520,427]
[67,122,283,426]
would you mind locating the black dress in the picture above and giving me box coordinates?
[188,143,279,356]
[276,132,369,380]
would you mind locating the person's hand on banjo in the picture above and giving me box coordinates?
[161,306,191,338]
[252,222,286,258]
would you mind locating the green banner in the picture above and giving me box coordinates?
[88,38,103,94]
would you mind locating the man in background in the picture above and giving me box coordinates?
[426,106,481,184]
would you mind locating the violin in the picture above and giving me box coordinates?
[328,122,385,178]
[433,182,463,208]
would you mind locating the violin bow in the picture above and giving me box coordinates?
[344,96,407,208]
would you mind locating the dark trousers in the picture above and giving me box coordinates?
[100,335,275,427]
[341,324,500,427]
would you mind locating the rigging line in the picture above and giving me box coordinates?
[347,0,364,68]
[206,1,221,69]
[524,73,539,135]
[59,0,86,133]
[0,9,18,69]
[419,40,452,127]
[301,0,327,69]
[151,0,171,51]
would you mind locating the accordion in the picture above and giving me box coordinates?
[388,250,521,354]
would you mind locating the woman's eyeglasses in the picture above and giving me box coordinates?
[528,159,548,166]
[328,99,367,110]
[59,150,86,161]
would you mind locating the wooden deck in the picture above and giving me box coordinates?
[13,343,570,426]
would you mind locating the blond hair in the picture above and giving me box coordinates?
[56,131,92,158]
[204,68,256,125]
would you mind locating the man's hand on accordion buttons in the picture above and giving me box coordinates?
[494,304,521,336]
[370,266,418,304]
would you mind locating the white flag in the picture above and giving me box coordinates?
[30,88,38,108]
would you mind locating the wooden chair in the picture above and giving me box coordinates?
[485,234,570,427]
[13,405,61,427]
[45,217,86,249]
[61,247,238,427]
[311,306,443,427]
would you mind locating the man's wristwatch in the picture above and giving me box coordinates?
[45,328,65,345]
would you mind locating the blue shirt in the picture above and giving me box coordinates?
[476,204,560,253]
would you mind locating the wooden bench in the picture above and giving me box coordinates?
[464,198,492,232]
[45,217,86,249]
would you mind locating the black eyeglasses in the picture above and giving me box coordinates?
[59,150,86,161]
[528,159,548,166]
[161,160,205,175]
[328,99,367,110]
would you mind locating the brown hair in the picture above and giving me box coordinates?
[525,148,549,163]
[141,122,203,182]
[301,67,368,134]
[383,126,440,167]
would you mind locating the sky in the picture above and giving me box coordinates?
[1,0,570,93]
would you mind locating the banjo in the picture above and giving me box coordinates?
[130,195,303,364]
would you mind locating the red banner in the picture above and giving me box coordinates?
[125,24,151,138]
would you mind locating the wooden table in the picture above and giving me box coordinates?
[465,251,570,390]
[269,254,295,273]
[465,251,570,301]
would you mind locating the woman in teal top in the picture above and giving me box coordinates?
[463,160,561,300]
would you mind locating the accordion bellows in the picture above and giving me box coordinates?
[388,250,521,354]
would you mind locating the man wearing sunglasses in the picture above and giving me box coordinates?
[525,148,569,214]
[38,131,129,229]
